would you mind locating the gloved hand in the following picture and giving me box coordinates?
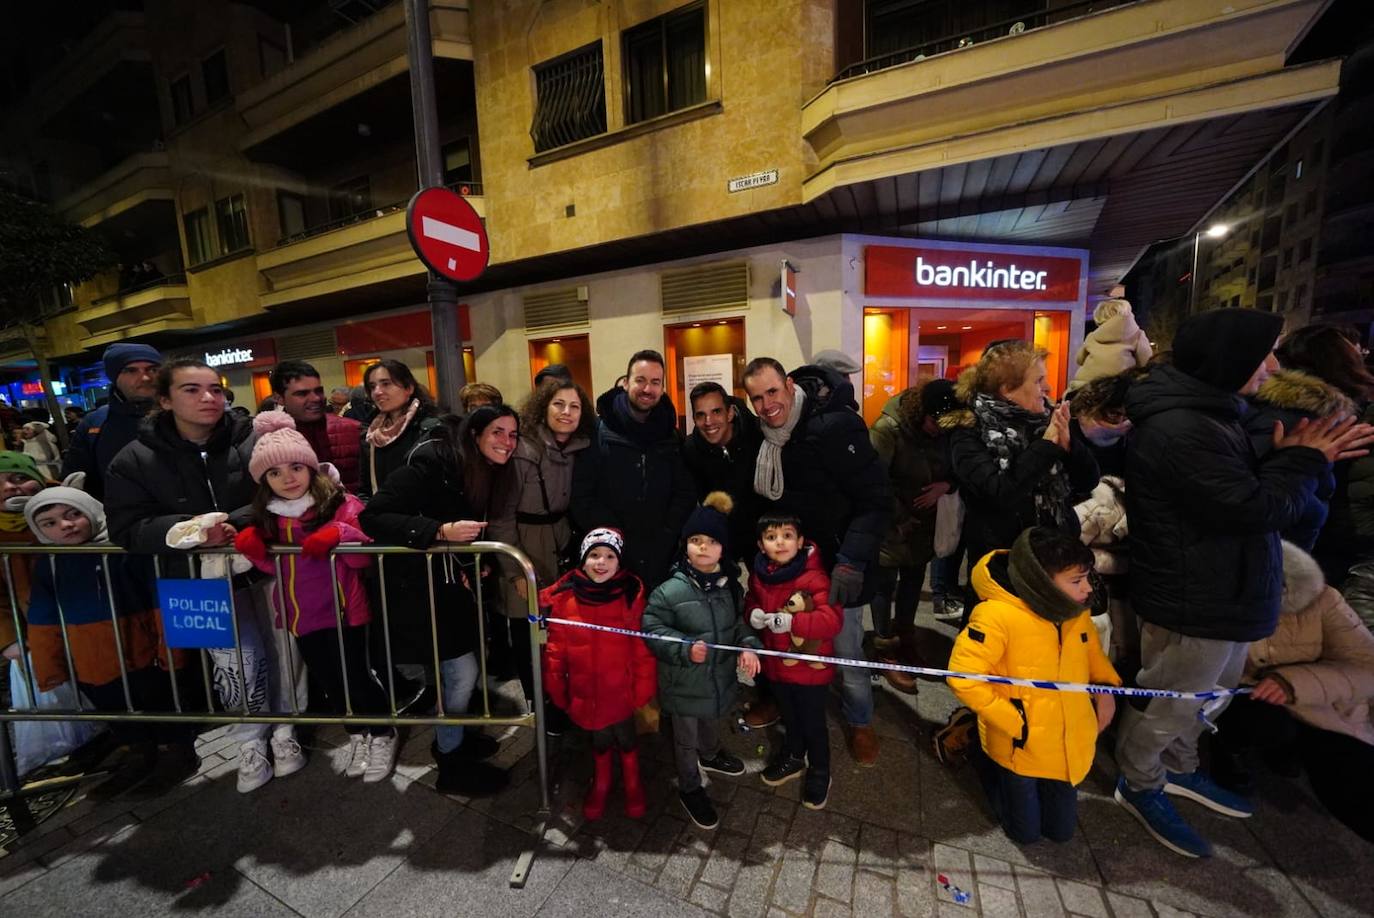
[829,563,865,607]
[749,608,769,630]
[233,526,269,563]
[766,611,794,634]
[301,523,342,560]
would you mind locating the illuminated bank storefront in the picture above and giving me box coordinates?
[858,238,1089,424]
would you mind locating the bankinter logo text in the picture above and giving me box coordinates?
[915,256,1048,291]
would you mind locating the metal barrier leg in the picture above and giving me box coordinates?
[509,566,550,890]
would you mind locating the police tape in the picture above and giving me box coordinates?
[534,615,1251,703]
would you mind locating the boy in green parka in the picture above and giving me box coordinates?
[643,491,762,830]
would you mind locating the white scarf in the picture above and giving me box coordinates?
[266,494,316,519]
[753,385,806,501]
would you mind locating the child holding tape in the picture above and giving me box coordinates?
[947,527,1120,845]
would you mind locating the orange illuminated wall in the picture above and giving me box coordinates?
[1033,313,1071,400]
[664,318,747,425]
[251,371,273,406]
[862,308,909,425]
[529,335,593,395]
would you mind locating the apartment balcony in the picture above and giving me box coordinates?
[73,276,193,348]
[55,153,174,229]
[256,187,485,309]
[1209,263,1248,301]
[236,0,472,157]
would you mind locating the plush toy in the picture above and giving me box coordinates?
[781,591,827,670]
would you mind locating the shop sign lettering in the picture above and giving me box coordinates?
[865,245,1084,303]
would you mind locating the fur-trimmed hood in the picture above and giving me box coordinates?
[1281,540,1326,615]
[1255,369,1356,418]
[937,366,979,430]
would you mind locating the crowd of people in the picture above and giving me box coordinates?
[2,308,1373,858]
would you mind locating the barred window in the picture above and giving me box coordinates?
[531,42,607,154]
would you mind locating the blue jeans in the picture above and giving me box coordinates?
[833,604,873,726]
[983,758,1078,844]
[929,545,965,601]
[434,652,479,754]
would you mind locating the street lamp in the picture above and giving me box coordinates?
[1189,223,1230,311]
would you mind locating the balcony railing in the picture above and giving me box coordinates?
[275,181,483,247]
[91,272,188,306]
[833,0,1138,83]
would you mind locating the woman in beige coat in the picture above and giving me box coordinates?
[499,379,594,711]
[1211,541,1374,842]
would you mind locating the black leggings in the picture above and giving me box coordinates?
[591,717,636,752]
[772,681,830,774]
[296,625,392,736]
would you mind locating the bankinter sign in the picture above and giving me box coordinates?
[865,245,1083,302]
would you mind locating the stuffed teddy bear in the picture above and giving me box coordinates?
[781,591,827,670]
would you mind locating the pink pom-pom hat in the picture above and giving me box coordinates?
[248,410,321,482]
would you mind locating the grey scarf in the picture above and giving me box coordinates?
[753,386,806,501]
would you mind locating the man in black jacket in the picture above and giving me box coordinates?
[61,342,162,498]
[745,357,892,765]
[682,382,763,551]
[571,350,696,588]
[1113,309,1374,859]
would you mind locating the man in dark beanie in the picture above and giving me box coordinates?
[1113,309,1374,858]
[61,342,162,499]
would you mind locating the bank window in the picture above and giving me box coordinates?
[623,3,707,125]
[329,176,371,221]
[216,194,250,254]
[442,138,473,185]
[202,49,230,105]
[184,207,212,265]
[531,43,606,153]
[170,73,194,125]
[277,191,306,240]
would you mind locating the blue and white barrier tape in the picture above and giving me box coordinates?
[534,615,1250,703]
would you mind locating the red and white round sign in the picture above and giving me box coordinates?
[405,187,490,283]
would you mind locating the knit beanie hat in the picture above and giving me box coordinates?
[0,451,46,485]
[248,410,320,482]
[920,378,959,420]
[102,342,162,381]
[681,491,733,551]
[1007,528,1088,624]
[24,487,108,544]
[580,527,625,563]
[1172,309,1282,393]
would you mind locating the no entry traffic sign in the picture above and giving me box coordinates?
[405,187,490,283]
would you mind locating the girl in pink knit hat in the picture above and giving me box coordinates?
[235,410,396,785]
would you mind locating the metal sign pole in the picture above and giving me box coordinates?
[404,0,467,410]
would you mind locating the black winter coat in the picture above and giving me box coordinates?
[681,396,764,555]
[762,366,891,599]
[105,411,257,577]
[60,391,153,500]
[358,405,441,501]
[1243,369,1350,552]
[358,440,481,664]
[944,397,1099,556]
[571,388,696,587]
[1125,365,1330,642]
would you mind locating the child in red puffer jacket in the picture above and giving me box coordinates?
[540,527,656,821]
[745,513,843,810]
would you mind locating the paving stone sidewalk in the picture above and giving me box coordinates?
[3,621,1372,918]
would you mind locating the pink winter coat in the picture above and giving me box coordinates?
[250,493,373,637]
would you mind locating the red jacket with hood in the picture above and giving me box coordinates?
[744,542,843,685]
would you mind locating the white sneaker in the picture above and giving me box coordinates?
[271,734,307,779]
[362,732,397,784]
[344,734,369,778]
[237,740,273,793]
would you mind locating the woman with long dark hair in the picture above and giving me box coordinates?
[359,404,520,796]
[1271,324,1374,588]
[358,358,440,500]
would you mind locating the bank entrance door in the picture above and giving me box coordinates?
[862,306,1071,425]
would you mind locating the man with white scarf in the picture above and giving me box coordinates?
[744,357,892,766]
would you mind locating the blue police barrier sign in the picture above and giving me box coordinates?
[157,578,236,649]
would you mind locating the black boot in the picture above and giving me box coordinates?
[432,741,509,797]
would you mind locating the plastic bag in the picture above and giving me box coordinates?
[7,655,104,778]
[933,492,965,559]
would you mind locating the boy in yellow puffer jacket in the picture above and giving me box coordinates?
[948,527,1121,844]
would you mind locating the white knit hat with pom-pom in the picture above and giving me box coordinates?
[248,410,319,482]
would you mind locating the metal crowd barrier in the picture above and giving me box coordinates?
[0,541,549,886]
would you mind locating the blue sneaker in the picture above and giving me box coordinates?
[1165,770,1254,818]
[1114,778,1212,858]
